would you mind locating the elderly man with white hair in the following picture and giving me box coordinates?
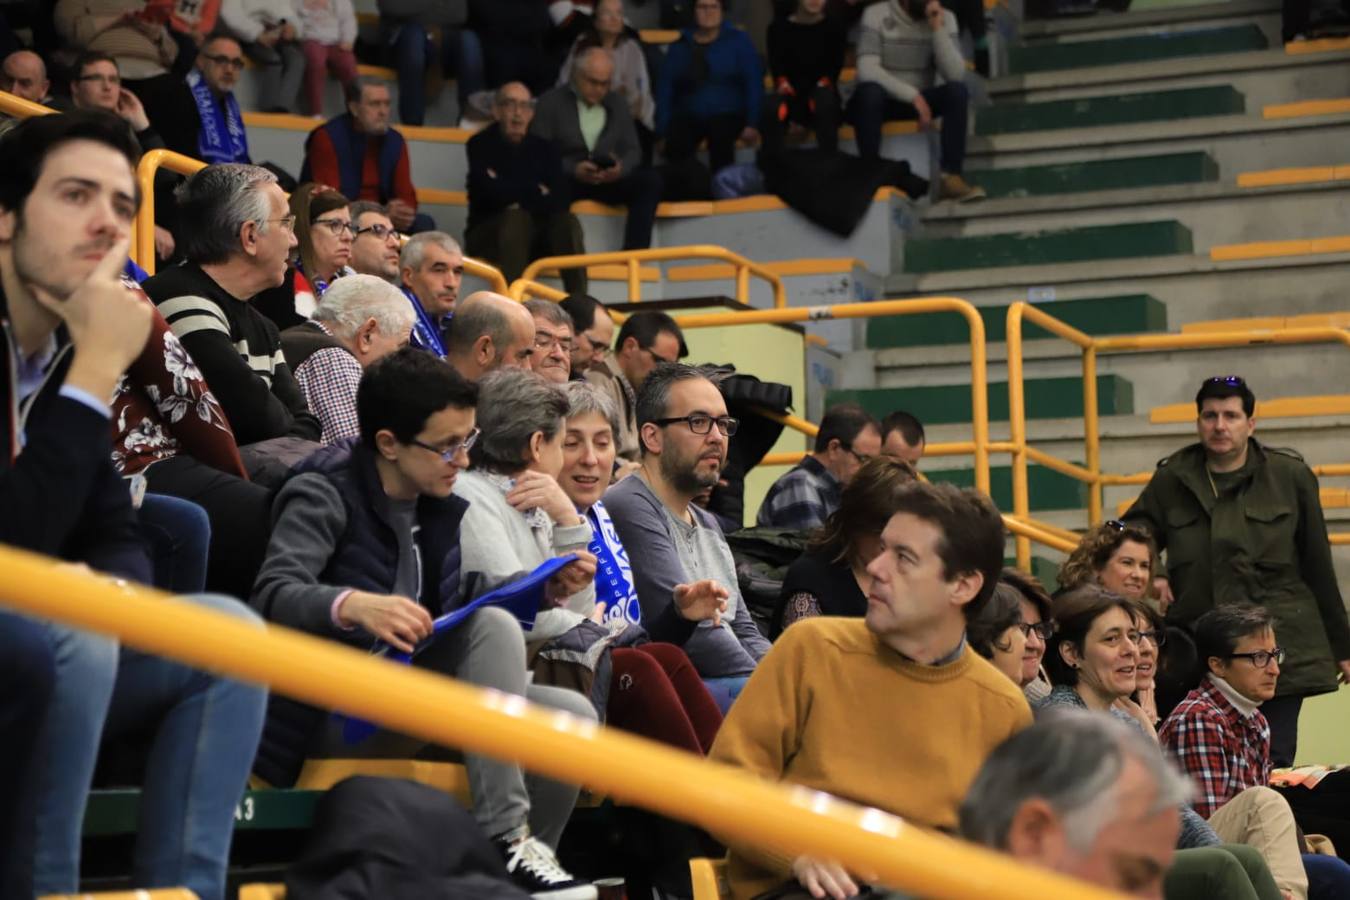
[281,273,416,444]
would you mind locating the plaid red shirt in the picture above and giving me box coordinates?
[1158,676,1272,819]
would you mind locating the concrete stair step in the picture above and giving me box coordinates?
[903,220,1194,274]
[966,152,1219,198]
[1008,23,1269,74]
[926,463,1089,511]
[864,294,1168,348]
[975,85,1245,135]
[1018,0,1279,41]
[825,374,1134,424]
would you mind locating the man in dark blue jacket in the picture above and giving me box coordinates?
[252,347,599,900]
[0,110,266,900]
[465,82,585,293]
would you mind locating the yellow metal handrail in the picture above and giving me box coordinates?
[513,245,789,309]
[0,89,56,120]
[462,256,510,295]
[1005,303,1350,566]
[135,149,207,275]
[0,546,1128,900]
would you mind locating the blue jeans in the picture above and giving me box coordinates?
[702,675,749,714]
[849,80,970,175]
[138,493,211,594]
[391,23,484,125]
[0,613,57,898]
[32,594,267,900]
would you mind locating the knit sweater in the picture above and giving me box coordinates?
[710,617,1032,900]
[144,262,321,445]
[856,0,965,104]
[452,469,596,644]
[297,0,356,46]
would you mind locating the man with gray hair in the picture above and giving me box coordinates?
[301,77,433,234]
[144,163,321,448]
[399,230,464,357]
[444,291,536,381]
[465,81,585,292]
[281,274,415,444]
[531,46,662,251]
[524,299,574,385]
[962,711,1285,900]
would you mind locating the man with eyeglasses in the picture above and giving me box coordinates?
[253,346,601,900]
[585,309,687,462]
[756,402,881,530]
[147,34,252,167]
[301,77,434,236]
[1161,604,1350,899]
[465,82,586,294]
[523,299,575,385]
[347,200,402,282]
[1123,376,1350,767]
[604,363,770,709]
[559,293,615,379]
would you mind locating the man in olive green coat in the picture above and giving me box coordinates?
[1124,376,1350,767]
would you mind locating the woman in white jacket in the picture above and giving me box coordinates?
[219,0,306,112]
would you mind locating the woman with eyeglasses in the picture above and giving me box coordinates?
[998,567,1055,700]
[770,456,916,638]
[966,583,1031,685]
[1041,585,1293,900]
[256,183,355,329]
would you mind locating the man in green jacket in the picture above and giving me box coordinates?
[1124,376,1350,767]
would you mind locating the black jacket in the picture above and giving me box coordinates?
[465,124,568,232]
[0,288,150,584]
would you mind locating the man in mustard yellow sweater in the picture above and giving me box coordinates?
[711,482,1033,900]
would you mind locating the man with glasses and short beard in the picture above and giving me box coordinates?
[147,34,253,166]
[1123,376,1350,767]
[604,363,770,710]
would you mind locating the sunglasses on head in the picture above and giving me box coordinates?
[1206,376,1246,387]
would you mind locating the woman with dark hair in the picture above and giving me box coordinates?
[999,567,1054,699]
[770,456,916,637]
[1058,518,1157,604]
[255,183,355,329]
[966,583,1028,685]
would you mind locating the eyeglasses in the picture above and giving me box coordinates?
[312,218,355,237]
[643,346,676,365]
[1229,648,1284,668]
[845,447,873,466]
[354,222,402,242]
[1137,628,1167,647]
[262,214,297,233]
[77,73,121,86]
[410,428,480,462]
[1207,376,1246,387]
[535,332,574,353]
[202,54,246,70]
[1017,621,1055,641]
[496,99,534,112]
[579,330,609,350]
[652,414,739,437]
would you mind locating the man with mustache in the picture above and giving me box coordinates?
[603,363,770,711]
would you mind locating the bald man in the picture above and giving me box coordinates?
[1,50,50,103]
[531,47,662,251]
[444,292,536,382]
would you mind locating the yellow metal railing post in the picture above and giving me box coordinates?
[135,149,207,276]
[627,258,640,302]
[1005,303,1032,569]
[965,303,990,495]
[1082,345,1102,525]
[735,263,750,307]
[462,256,509,295]
[0,545,1133,900]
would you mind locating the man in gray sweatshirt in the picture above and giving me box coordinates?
[603,363,771,712]
[849,0,985,203]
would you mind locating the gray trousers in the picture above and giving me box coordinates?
[243,40,305,112]
[317,606,596,847]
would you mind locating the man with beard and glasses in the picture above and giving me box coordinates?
[603,363,769,711]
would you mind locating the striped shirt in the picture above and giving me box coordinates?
[143,262,321,445]
[856,0,966,103]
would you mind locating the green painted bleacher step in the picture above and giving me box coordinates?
[826,374,1134,424]
[975,85,1244,136]
[866,295,1168,348]
[904,221,1194,274]
[930,463,1087,511]
[1007,24,1268,74]
[84,789,321,836]
[970,152,1220,199]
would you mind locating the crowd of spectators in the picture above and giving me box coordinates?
[2,11,1350,898]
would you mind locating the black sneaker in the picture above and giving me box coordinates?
[497,833,598,900]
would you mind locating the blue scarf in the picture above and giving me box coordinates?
[187,69,248,165]
[587,501,641,626]
[403,287,447,358]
